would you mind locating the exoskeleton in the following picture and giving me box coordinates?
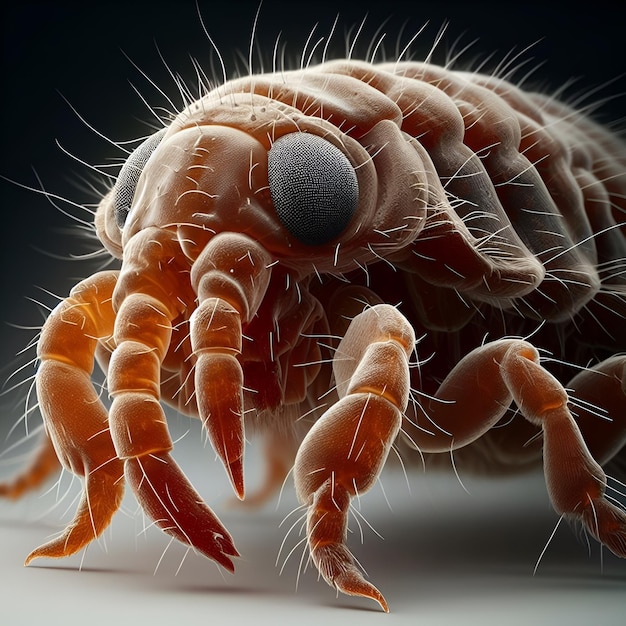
[1,57,625,611]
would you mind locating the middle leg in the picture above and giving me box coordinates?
[294,303,415,612]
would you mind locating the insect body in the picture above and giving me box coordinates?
[1,58,625,612]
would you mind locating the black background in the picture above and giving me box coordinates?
[1,0,625,372]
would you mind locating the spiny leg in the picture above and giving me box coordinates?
[567,356,626,466]
[294,303,415,612]
[108,229,272,570]
[505,348,626,557]
[404,340,626,559]
[188,232,272,498]
[107,229,239,570]
[24,271,125,562]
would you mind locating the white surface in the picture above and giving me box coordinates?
[1,423,624,625]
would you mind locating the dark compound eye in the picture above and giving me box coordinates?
[113,128,167,228]
[267,133,359,246]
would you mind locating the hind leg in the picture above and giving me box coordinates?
[567,356,626,466]
[404,341,626,558]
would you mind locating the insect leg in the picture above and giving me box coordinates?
[405,339,626,559]
[109,228,239,571]
[24,271,125,563]
[189,232,272,499]
[567,356,626,467]
[501,345,626,557]
[293,304,415,612]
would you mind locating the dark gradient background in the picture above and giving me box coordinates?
[1,2,625,624]
[2,1,625,364]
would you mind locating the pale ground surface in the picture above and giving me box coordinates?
[1,416,624,626]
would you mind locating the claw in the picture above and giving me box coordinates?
[332,560,389,613]
[314,540,389,611]
[226,456,245,501]
[582,497,626,559]
[125,452,239,572]
[305,477,390,612]
[25,462,124,564]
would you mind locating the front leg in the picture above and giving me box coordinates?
[294,304,415,612]
[108,229,242,570]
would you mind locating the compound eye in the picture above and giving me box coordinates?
[113,128,167,228]
[267,133,359,246]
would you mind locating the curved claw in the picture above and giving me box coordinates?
[125,453,239,572]
[318,544,389,612]
[582,498,626,559]
[25,462,124,564]
[226,456,244,501]
[305,477,390,612]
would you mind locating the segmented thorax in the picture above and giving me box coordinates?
[96,60,626,342]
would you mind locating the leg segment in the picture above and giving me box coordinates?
[107,230,242,570]
[505,348,626,557]
[294,304,415,612]
[24,271,125,563]
[567,356,626,466]
[107,230,271,569]
[502,351,626,558]
[404,340,626,559]
[189,232,272,498]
